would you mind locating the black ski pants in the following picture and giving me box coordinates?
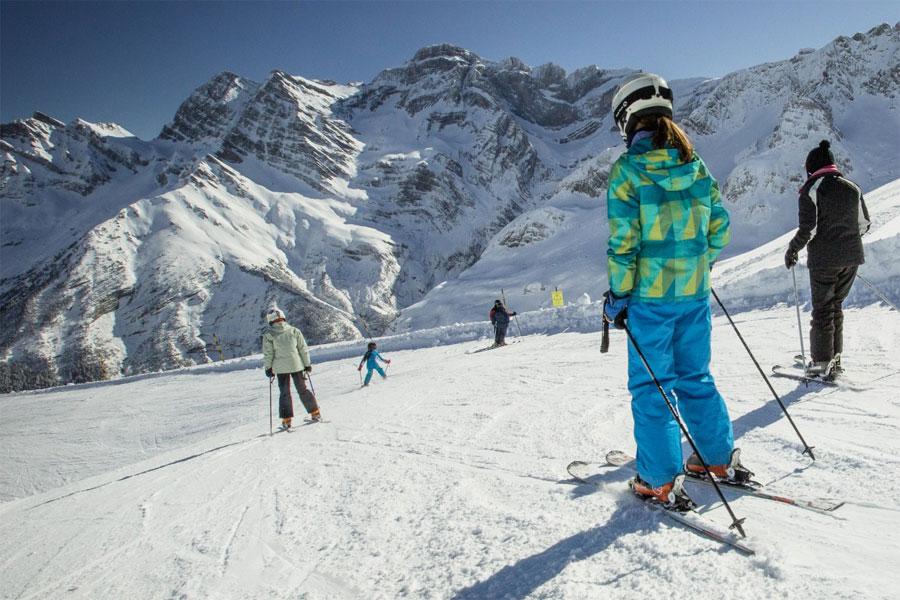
[809,266,857,363]
[277,371,318,419]
[494,323,508,345]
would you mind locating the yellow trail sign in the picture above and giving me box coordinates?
[551,289,564,307]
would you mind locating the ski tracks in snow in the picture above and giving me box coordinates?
[1,305,899,598]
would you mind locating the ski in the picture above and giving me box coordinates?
[566,460,755,556]
[465,345,495,355]
[466,340,520,354]
[607,450,844,514]
[771,365,838,387]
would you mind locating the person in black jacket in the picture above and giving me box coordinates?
[489,300,517,347]
[784,140,870,378]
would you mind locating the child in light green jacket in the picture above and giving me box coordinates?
[263,308,321,428]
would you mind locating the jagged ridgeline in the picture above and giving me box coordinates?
[2,24,899,391]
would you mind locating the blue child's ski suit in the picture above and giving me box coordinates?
[361,350,388,385]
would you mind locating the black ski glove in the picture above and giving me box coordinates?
[304,366,312,373]
[265,367,274,378]
[784,247,798,269]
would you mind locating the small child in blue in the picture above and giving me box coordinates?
[357,342,391,386]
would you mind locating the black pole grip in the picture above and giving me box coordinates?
[600,320,610,353]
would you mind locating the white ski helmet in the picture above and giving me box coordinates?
[267,308,285,323]
[611,72,673,141]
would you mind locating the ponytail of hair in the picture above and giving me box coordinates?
[638,115,694,162]
[653,116,694,162]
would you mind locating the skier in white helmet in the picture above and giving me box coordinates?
[262,307,322,428]
[605,72,751,510]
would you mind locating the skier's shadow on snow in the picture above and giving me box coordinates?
[452,470,677,600]
[729,382,817,442]
[451,503,641,600]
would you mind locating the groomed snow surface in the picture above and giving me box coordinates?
[2,302,899,599]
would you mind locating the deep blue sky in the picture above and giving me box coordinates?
[2,1,898,140]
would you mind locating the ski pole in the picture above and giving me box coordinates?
[268,376,274,436]
[791,267,808,368]
[501,288,524,338]
[856,274,899,312]
[306,372,316,396]
[711,288,816,460]
[623,324,748,538]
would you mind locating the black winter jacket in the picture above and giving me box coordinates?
[490,306,515,327]
[788,172,870,270]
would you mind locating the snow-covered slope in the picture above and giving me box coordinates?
[1,302,898,598]
[2,23,899,390]
[714,178,900,310]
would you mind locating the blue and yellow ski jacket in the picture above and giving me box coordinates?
[606,137,731,303]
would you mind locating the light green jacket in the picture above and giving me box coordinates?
[262,322,311,374]
[607,137,731,302]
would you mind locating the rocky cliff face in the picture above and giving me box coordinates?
[2,23,898,391]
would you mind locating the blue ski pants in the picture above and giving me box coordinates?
[627,298,734,487]
[364,365,386,385]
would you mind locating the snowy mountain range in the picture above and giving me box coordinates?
[2,22,899,391]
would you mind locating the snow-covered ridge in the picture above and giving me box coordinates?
[2,23,899,391]
[714,178,900,309]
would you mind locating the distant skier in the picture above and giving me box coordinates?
[358,342,391,386]
[262,308,322,428]
[489,300,517,347]
[605,73,752,509]
[784,140,870,378]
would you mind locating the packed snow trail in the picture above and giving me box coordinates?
[1,305,899,599]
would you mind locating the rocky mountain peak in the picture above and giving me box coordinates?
[158,71,258,146]
[32,111,66,129]
[532,63,567,87]
[867,21,896,37]
[498,56,530,73]
[1,112,149,200]
[411,43,478,64]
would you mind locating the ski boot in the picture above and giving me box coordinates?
[685,448,754,485]
[831,353,844,378]
[630,474,695,512]
[308,409,322,423]
[805,359,835,380]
